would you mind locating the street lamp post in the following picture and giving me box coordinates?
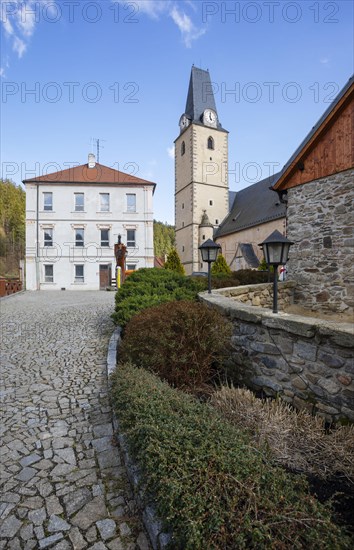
[259,230,294,313]
[199,239,221,293]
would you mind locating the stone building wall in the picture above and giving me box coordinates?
[200,289,354,423]
[286,168,354,315]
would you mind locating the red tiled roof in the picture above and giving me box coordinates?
[23,162,156,188]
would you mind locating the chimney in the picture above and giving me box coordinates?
[88,153,96,168]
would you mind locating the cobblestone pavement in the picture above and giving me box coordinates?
[0,292,150,550]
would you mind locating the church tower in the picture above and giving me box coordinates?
[175,66,229,275]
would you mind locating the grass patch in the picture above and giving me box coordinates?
[210,386,354,483]
[111,363,352,549]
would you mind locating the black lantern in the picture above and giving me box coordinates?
[199,239,221,293]
[259,230,294,313]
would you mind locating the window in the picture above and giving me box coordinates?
[181,141,185,156]
[44,228,53,247]
[100,229,109,247]
[215,219,219,225]
[127,264,136,271]
[75,265,84,283]
[100,193,110,212]
[44,265,53,283]
[207,137,214,150]
[126,194,136,212]
[75,193,84,211]
[209,200,213,206]
[75,228,84,247]
[182,246,185,252]
[127,229,136,248]
[202,234,205,240]
[43,192,53,211]
[182,203,184,209]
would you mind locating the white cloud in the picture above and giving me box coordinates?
[320,57,329,65]
[0,67,5,77]
[0,0,51,62]
[167,146,174,159]
[115,0,206,48]
[13,35,27,58]
[170,5,206,48]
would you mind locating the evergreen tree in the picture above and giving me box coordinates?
[164,248,185,275]
[211,254,231,275]
[153,220,175,258]
[0,179,25,276]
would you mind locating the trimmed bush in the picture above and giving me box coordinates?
[111,363,351,549]
[120,300,232,389]
[112,268,205,327]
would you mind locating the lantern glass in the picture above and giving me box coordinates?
[199,239,221,263]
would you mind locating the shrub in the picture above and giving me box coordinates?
[210,385,354,483]
[211,253,231,275]
[233,268,273,285]
[120,300,232,389]
[164,248,185,275]
[112,268,205,327]
[111,363,351,549]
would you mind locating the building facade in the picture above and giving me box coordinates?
[175,67,229,275]
[24,155,155,290]
[273,77,354,315]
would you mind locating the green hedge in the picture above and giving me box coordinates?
[111,363,351,550]
[112,268,205,327]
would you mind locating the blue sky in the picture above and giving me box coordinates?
[1,0,353,224]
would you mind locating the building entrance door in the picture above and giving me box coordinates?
[99,264,111,289]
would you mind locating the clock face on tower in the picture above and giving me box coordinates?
[179,114,191,131]
[203,109,217,127]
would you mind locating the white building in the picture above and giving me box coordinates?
[24,154,155,290]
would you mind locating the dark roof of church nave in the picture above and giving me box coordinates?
[215,174,286,238]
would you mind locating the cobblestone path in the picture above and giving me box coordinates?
[0,292,150,550]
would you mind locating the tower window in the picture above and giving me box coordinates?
[215,219,219,225]
[182,246,185,252]
[207,137,214,150]
[202,235,205,240]
[209,200,213,206]
[181,141,185,156]
[182,203,184,209]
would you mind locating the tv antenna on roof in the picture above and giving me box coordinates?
[90,137,106,163]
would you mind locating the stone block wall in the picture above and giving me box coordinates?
[200,290,354,423]
[286,168,354,315]
[220,281,295,309]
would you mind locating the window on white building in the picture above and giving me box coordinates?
[127,229,136,247]
[75,193,84,211]
[127,264,136,271]
[44,228,53,247]
[75,228,84,247]
[100,193,110,212]
[43,192,53,211]
[126,194,136,212]
[44,265,53,282]
[101,229,109,247]
[75,265,84,283]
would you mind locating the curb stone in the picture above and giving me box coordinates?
[106,327,172,550]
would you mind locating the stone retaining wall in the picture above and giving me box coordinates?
[200,289,354,423]
[220,281,295,308]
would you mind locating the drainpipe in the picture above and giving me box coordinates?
[36,183,40,290]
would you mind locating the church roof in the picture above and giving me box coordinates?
[215,174,285,238]
[23,162,156,191]
[185,66,223,129]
